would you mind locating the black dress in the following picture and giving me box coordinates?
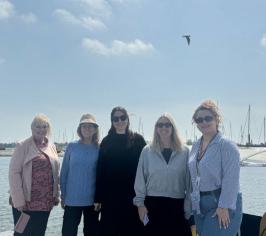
[95,132,146,236]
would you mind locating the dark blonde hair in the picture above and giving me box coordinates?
[192,100,221,127]
[77,123,99,146]
[151,113,184,153]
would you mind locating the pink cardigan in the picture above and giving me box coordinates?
[9,136,60,208]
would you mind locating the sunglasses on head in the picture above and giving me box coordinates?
[156,122,172,128]
[195,115,214,124]
[112,115,127,122]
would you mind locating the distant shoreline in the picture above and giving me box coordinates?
[0,149,64,157]
[1,147,266,163]
[0,148,13,157]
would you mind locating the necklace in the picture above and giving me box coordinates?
[196,132,218,177]
[196,132,218,161]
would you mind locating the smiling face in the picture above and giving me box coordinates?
[80,123,98,140]
[32,122,49,142]
[156,117,173,140]
[112,111,129,134]
[195,109,218,136]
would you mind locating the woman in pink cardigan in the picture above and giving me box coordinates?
[9,114,60,236]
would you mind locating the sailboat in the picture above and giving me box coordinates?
[238,105,266,147]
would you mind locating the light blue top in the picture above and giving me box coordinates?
[188,132,240,212]
[60,141,99,206]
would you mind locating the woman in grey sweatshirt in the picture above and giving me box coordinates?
[134,112,193,236]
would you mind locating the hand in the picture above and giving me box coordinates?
[137,206,148,222]
[212,207,230,229]
[16,206,25,211]
[94,203,101,212]
[191,225,197,236]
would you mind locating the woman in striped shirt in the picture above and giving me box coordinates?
[188,100,242,236]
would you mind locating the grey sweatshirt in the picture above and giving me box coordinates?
[133,144,192,219]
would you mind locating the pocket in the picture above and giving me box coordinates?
[229,209,235,219]
[229,193,242,220]
[200,194,218,214]
[211,193,218,204]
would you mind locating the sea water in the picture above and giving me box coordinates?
[1,156,266,235]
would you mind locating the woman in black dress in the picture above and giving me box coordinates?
[94,106,146,236]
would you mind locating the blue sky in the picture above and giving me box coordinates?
[0,0,266,143]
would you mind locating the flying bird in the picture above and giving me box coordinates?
[182,35,191,46]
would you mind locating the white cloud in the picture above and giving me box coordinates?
[54,9,79,24]
[261,34,266,48]
[110,0,140,3]
[80,0,112,19]
[82,38,154,56]
[81,16,106,30]
[0,0,37,23]
[0,0,15,20]
[19,12,37,24]
[80,0,142,18]
[55,0,143,30]
[54,9,106,31]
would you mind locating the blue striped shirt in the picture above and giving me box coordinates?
[188,132,240,211]
[60,141,99,206]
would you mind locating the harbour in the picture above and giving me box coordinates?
[1,148,266,235]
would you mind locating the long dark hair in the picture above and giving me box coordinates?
[107,106,134,147]
[108,106,130,135]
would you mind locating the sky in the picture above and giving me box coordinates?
[0,0,266,144]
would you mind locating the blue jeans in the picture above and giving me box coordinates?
[194,193,242,236]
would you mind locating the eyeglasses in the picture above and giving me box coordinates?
[112,115,127,122]
[195,116,214,124]
[156,122,172,128]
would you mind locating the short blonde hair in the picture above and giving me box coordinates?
[192,100,222,127]
[31,114,52,137]
[151,113,184,153]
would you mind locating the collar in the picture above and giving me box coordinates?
[194,131,223,147]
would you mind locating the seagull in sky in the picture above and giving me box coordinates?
[182,35,191,46]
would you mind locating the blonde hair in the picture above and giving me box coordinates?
[151,113,184,153]
[31,114,52,137]
[192,100,222,128]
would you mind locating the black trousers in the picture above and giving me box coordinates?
[144,196,191,236]
[12,207,50,236]
[62,205,100,236]
[99,203,144,236]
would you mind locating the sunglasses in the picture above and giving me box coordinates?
[112,115,127,122]
[195,116,214,124]
[81,123,98,129]
[156,122,172,128]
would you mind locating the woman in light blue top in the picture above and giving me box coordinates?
[60,114,100,236]
[188,100,242,236]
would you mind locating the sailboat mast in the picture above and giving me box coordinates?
[263,116,266,144]
[240,125,243,144]
[247,105,251,145]
[229,121,232,140]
